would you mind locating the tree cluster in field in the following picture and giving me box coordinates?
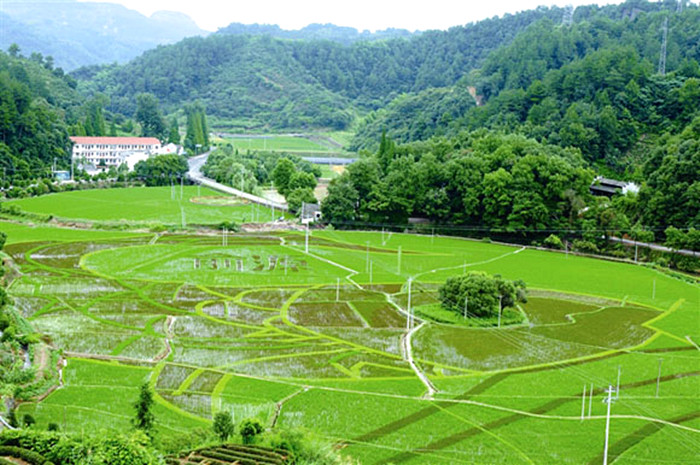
[132,155,189,187]
[438,272,527,319]
[202,146,320,214]
[323,131,593,229]
[271,158,318,214]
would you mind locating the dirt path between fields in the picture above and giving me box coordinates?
[153,316,175,362]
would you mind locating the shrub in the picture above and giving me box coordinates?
[573,239,599,254]
[212,411,235,441]
[23,414,36,428]
[239,418,264,445]
[543,234,564,249]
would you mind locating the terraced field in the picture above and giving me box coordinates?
[2,220,698,464]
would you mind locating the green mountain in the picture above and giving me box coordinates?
[0,0,206,70]
[76,6,562,131]
[352,0,700,166]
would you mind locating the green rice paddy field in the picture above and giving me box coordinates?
[6,186,282,225]
[1,195,698,464]
[226,136,330,153]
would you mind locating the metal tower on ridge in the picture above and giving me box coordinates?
[658,17,668,76]
[562,4,574,27]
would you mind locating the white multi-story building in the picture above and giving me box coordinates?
[70,136,162,170]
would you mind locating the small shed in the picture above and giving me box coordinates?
[590,177,639,197]
[301,202,322,224]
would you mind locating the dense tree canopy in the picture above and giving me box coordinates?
[323,132,593,230]
[133,154,189,186]
[0,51,79,182]
[439,272,527,318]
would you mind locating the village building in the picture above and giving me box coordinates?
[70,136,163,173]
[590,176,640,197]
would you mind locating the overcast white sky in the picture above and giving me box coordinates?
[78,0,633,32]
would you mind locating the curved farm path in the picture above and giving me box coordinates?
[281,234,439,396]
[269,387,307,428]
[153,316,176,362]
[402,323,437,398]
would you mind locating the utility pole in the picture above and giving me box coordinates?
[656,358,663,397]
[498,295,503,328]
[397,246,402,274]
[581,384,587,421]
[602,385,616,465]
[406,278,413,330]
[464,295,468,319]
[366,241,370,273]
[369,261,373,285]
[336,278,340,302]
[658,17,668,76]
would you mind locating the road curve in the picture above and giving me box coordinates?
[610,236,699,258]
[187,152,288,211]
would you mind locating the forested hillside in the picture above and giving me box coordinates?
[76,6,562,130]
[353,1,700,158]
[0,51,81,182]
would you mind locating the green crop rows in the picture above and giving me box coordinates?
[6,186,283,225]
[2,218,698,464]
[225,136,329,153]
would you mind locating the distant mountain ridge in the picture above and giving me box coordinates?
[217,22,418,44]
[79,6,562,131]
[0,0,206,70]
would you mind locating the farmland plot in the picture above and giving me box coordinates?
[2,221,697,464]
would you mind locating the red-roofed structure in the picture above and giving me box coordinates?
[70,136,162,171]
[70,136,161,146]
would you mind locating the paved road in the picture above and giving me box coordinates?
[302,157,357,165]
[610,237,699,258]
[187,153,289,211]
